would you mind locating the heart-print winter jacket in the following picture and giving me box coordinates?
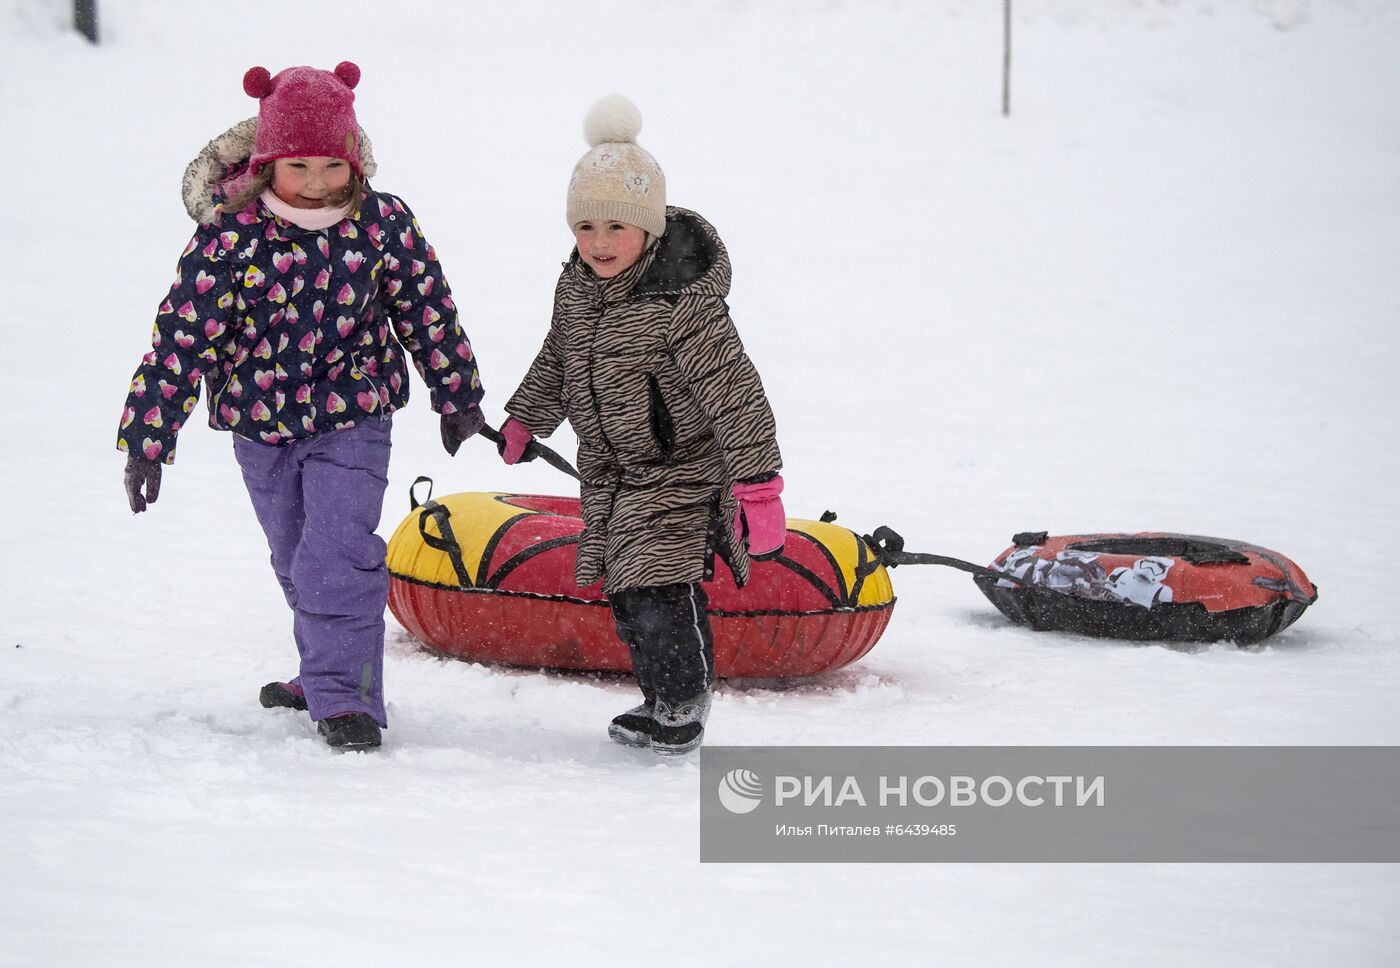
[117,123,482,464]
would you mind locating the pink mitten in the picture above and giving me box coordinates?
[499,416,535,465]
[732,474,786,557]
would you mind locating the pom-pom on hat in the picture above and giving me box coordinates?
[566,95,667,239]
[244,61,362,174]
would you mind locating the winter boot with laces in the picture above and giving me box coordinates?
[259,681,307,711]
[650,692,712,757]
[608,700,657,748]
[317,712,382,751]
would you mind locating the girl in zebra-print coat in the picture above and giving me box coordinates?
[499,96,786,755]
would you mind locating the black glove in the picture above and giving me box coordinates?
[124,455,162,513]
[440,406,486,456]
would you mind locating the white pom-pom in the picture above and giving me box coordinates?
[583,95,643,147]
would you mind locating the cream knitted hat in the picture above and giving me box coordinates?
[566,95,667,239]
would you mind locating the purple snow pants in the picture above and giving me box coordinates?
[233,417,392,726]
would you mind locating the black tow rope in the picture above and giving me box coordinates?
[478,423,581,481]
[856,523,1029,587]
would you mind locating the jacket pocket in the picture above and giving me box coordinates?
[647,375,677,465]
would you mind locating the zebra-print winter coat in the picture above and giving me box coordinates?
[505,207,782,594]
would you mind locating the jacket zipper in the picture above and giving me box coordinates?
[351,349,388,420]
[586,306,618,455]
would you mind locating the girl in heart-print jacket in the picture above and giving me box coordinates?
[116,61,486,750]
[117,121,482,465]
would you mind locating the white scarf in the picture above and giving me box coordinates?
[260,189,353,231]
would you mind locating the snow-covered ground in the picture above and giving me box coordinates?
[3,1,1398,964]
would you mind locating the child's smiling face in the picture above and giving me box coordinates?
[573,220,648,278]
[271,156,352,209]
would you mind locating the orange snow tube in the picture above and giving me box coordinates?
[386,482,895,678]
[974,531,1318,643]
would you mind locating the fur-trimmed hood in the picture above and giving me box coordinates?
[180,117,378,225]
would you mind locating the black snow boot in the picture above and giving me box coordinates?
[317,713,382,751]
[259,681,307,711]
[608,701,657,748]
[651,692,712,757]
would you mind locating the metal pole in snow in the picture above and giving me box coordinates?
[1002,0,1012,116]
[75,0,98,44]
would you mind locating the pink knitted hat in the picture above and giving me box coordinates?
[243,61,362,174]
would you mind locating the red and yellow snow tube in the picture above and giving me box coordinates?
[386,487,895,678]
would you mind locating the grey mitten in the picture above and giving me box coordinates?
[124,455,162,513]
[441,406,486,456]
